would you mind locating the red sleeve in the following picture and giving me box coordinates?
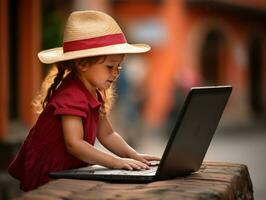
[50,88,89,118]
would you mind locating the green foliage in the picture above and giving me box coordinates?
[42,11,64,50]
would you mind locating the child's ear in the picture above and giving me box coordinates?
[76,62,89,72]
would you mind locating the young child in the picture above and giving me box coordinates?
[8,10,160,191]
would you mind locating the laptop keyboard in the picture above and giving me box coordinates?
[68,163,159,176]
[113,166,158,175]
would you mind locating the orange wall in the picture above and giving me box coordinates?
[18,0,41,126]
[111,0,266,126]
[143,0,188,125]
[0,0,9,139]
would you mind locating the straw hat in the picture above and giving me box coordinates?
[38,10,151,64]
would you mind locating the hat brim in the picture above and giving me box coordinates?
[38,43,151,64]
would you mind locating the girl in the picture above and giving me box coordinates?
[8,10,160,191]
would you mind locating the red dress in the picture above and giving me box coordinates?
[8,72,102,191]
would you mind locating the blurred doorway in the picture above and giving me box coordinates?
[248,34,264,115]
[200,30,227,85]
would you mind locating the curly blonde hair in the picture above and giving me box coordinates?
[32,56,116,116]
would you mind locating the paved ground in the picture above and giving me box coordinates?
[133,119,266,200]
[206,129,266,200]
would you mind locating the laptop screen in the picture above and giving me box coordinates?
[156,86,232,179]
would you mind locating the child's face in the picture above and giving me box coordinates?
[80,54,124,91]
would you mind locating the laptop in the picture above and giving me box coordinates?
[49,85,232,182]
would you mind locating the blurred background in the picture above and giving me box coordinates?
[0,0,265,199]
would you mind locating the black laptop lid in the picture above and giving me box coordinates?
[156,86,232,179]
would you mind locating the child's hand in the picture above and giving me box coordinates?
[131,153,161,166]
[113,157,150,171]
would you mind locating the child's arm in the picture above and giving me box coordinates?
[97,116,160,164]
[62,115,149,170]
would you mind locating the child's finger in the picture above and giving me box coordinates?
[143,155,161,161]
[129,163,140,170]
[139,157,150,165]
[133,155,149,165]
[134,160,149,170]
[125,164,133,171]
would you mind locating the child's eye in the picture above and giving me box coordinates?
[106,65,123,70]
[106,65,114,69]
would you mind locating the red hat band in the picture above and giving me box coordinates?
[63,33,127,53]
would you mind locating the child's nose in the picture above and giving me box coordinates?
[112,67,120,77]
